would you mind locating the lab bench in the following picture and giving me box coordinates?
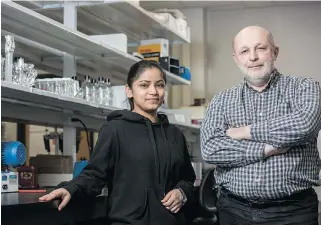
[1,187,204,225]
[1,190,108,225]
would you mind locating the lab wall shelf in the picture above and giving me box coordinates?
[15,1,190,44]
[1,1,190,85]
[1,0,198,154]
[1,82,199,132]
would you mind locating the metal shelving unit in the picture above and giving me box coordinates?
[1,81,112,130]
[1,1,190,85]
[15,1,191,44]
[1,1,198,165]
[1,81,199,131]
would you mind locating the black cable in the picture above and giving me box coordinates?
[71,118,92,155]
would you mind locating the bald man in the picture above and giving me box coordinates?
[201,26,321,225]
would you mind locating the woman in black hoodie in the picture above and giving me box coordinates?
[39,60,196,225]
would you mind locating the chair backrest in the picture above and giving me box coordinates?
[198,168,217,214]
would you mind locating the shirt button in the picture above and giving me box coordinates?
[258,111,263,116]
[255,178,261,183]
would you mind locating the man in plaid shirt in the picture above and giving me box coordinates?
[201,26,321,225]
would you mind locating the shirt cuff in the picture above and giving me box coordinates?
[250,122,269,142]
[246,142,265,162]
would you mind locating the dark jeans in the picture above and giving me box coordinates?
[217,187,319,225]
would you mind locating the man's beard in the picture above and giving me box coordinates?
[238,60,275,87]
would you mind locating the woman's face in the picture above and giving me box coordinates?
[126,67,166,113]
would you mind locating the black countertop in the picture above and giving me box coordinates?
[1,191,108,225]
[1,186,203,225]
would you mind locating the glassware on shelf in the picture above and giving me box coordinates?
[27,68,38,87]
[27,73,114,103]
[82,76,94,102]
[34,77,83,99]
[58,78,67,96]
[22,63,35,87]
[71,76,81,98]
[4,35,15,82]
[92,78,97,103]
[65,78,75,97]
[35,79,46,91]
[12,57,24,85]
[1,57,5,80]
[47,78,56,93]
[96,77,106,105]
[23,63,37,87]
[105,78,113,106]
[12,58,37,87]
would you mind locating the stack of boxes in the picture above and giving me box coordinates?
[137,38,180,76]
[138,38,169,62]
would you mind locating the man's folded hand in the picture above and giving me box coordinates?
[264,144,291,157]
[226,126,251,140]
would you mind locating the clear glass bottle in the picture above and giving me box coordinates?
[105,78,113,106]
[1,57,5,80]
[82,76,94,102]
[71,76,80,98]
[92,78,97,103]
[12,57,24,85]
[96,77,106,104]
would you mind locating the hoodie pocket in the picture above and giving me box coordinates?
[132,189,149,221]
[133,188,180,225]
[148,188,177,220]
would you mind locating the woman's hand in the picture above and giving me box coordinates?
[39,188,71,211]
[161,189,183,213]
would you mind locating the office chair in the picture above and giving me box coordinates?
[190,168,218,225]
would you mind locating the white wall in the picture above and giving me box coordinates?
[184,8,207,99]
[206,3,321,99]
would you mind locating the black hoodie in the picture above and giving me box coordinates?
[62,110,196,225]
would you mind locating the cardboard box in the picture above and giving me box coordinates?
[29,155,73,174]
[138,38,169,60]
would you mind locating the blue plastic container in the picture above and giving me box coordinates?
[179,66,191,81]
[73,158,88,178]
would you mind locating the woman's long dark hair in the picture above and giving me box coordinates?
[127,60,166,111]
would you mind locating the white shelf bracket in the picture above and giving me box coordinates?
[63,1,77,164]
[63,1,77,79]
[62,115,77,166]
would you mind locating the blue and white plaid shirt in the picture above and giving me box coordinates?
[201,70,321,200]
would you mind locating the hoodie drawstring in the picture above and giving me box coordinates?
[146,121,160,184]
[146,121,172,194]
[160,124,171,193]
